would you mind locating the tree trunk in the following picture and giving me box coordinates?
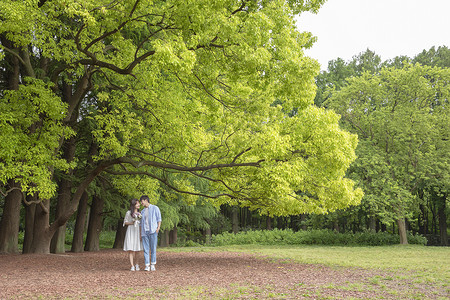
[397,218,408,245]
[113,218,126,249]
[50,182,70,254]
[31,199,53,253]
[0,180,22,254]
[51,136,76,254]
[169,227,178,245]
[71,191,89,252]
[368,216,376,232]
[204,227,212,244]
[437,195,448,246]
[300,214,307,230]
[160,230,169,247]
[22,199,36,254]
[84,195,104,251]
[418,204,428,234]
[266,216,272,230]
[232,206,239,233]
[333,220,340,232]
[50,224,67,254]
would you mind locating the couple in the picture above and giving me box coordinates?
[123,195,162,271]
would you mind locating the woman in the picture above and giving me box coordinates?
[123,198,143,271]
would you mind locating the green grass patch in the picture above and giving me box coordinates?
[165,244,449,284]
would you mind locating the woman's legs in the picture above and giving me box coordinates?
[128,251,135,267]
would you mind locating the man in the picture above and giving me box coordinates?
[140,195,162,271]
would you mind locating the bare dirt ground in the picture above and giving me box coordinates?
[0,249,447,299]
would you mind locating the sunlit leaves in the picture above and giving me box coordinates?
[1,0,360,217]
[0,78,73,198]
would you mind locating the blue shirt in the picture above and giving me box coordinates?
[140,205,162,235]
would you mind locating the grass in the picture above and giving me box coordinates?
[164,244,450,284]
[164,244,449,299]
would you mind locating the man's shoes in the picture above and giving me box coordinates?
[135,264,140,271]
[150,264,156,271]
[144,265,150,271]
[130,266,135,271]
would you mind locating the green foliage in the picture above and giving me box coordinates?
[0,78,74,198]
[211,229,427,246]
[325,63,450,231]
[413,45,450,68]
[1,0,360,222]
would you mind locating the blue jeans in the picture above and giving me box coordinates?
[142,232,158,265]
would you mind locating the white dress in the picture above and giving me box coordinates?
[123,210,143,251]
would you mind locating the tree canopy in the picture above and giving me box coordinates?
[325,63,450,243]
[0,0,361,253]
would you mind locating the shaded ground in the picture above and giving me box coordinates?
[0,249,447,299]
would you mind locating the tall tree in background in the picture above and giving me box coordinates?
[1,0,362,254]
[314,49,382,107]
[413,45,450,68]
[326,64,450,244]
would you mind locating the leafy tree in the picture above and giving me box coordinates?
[325,64,450,244]
[413,45,450,68]
[315,49,382,107]
[0,0,361,253]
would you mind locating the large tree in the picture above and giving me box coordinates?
[0,0,362,254]
[325,64,450,244]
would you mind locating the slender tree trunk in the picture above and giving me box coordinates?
[333,219,340,232]
[266,216,272,230]
[22,199,36,254]
[71,191,89,252]
[397,218,408,245]
[84,194,105,251]
[300,214,307,230]
[113,218,127,249]
[160,230,169,247]
[0,180,22,254]
[50,184,70,253]
[368,216,376,232]
[431,200,437,234]
[51,136,76,253]
[418,204,427,234]
[232,206,239,233]
[202,227,212,244]
[437,195,448,246]
[169,227,178,245]
[31,199,53,253]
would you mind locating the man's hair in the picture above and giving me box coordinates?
[140,195,150,202]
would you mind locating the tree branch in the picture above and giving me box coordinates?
[117,156,263,171]
[105,169,235,200]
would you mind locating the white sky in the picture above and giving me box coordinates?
[295,0,450,70]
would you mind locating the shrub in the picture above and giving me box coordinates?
[211,229,427,246]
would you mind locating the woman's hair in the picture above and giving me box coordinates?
[129,198,139,213]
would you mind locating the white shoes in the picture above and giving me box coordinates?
[135,264,140,271]
[130,266,135,271]
[144,264,156,271]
